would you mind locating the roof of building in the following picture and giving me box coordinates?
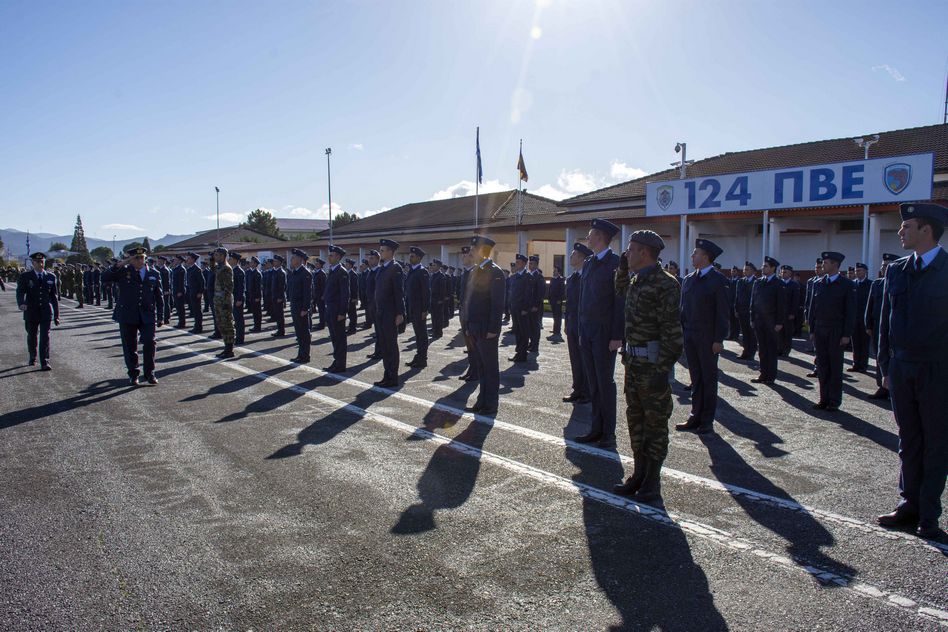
[161,226,279,251]
[561,123,948,207]
[275,218,330,232]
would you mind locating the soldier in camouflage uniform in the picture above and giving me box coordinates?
[613,230,683,507]
[211,247,236,358]
[75,265,85,307]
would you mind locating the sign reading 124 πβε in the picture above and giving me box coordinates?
[645,153,934,217]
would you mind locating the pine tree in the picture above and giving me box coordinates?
[241,208,283,239]
[70,214,91,262]
[142,236,151,252]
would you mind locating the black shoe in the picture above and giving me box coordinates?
[824,404,839,412]
[40,363,52,371]
[917,525,946,541]
[129,376,140,386]
[751,376,767,383]
[675,418,701,432]
[409,361,427,369]
[573,432,602,444]
[28,357,36,366]
[877,509,919,530]
[464,403,483,413]
[324,365,346,373]
[144,374,158,386]
[250,327,263,333]
[633,458,664,505]
[694,424,713,434]
[374,378,398,388]
[562,393,583,403]
[869,388,890,400]
[367,353,382,360]
[508,355,527,363]
[846,366,861,373]
[613,454,646,496]
[806,371,818,378]
[314,325,325,331]
[812,402,828,410]
[189,328,203,334]
[174,324,186,329]
[404,358,418,367]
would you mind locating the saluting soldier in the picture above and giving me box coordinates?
[864,253,898,400]
[877,202,948,541]
[547,265,565,340]
[102,247,163,385]
[507,253,532,363]
[734,261,758,360]
[527,254,544,355]
[562,242,592,404]
[849,262,871,372]
[156,256,172,325]
[676,239,729,434]
[574,219,624,449]
[311,257,327,331]
[404,247,431,368]
[428,259,447,339]
[612,230,683,505]
[185,252,205,333]
[171,255,187,328]
[323,245,350,373]
[229,252,246,345]
[750,256,785,384]
[807,251,856,411]
[462,236,505,416]
[16,252,60,370]
[286,248,312,364]
[247,256,263,332]
[374,239,406,384]
[270,255,287,337]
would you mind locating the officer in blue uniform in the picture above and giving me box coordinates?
[344,258,359,334]
[849,262,871,372]
[404,246,431,368]
[864,253,899,399]
[363,250,380,337]
[311,257,327,332]
[807,251,856,411]
[262,259,273,322]
[750,256,786,384]
[734,261,758,360]
[507,253,532,363]
[286,248,312,363]
[547,266,565,340]
[428,259,447,339]
[676,239,729,434]
[185,252,205,333]
[323,245,350,373]
[172,255,187,328]
[527,254,544,354]
[457,246,479,382]
[575,219,624,448]
[246,256,263,332]
[229,252,246,345]
[374,239,406,384]
[156,256,172,325]
[779,265,801,356]
[16,252,59,370]
[462,235,506,416]
[270,255,287,337]
[102,247,164,386]
[562,242,592,403]
[726,266,741,341]
[877,202,948,541]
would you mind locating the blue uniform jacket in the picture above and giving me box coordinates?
[102,264,163,325]
[374,261,405,318]
[186,265,205,299]
[233,266,246,304]
[405,265,431,319]
[323,265,350,316]
[286,265,312,309]
[579,250,623,341]
[17,269,59,322]
[806,275,856,335]
[564,271,582,336]
[680,268,730,343]
[462,259,505,336]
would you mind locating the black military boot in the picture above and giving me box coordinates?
[217,343,235,359]
[633,457,665,506]
[613,452,646,496]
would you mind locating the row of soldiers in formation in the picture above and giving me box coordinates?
[12,203,947,540]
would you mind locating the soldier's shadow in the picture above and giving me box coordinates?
[217,371,334,424]
[185,363,297,403]
[1,379,136,430]
[715,398,789,458]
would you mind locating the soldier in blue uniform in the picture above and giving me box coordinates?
[428,259,447,339]
[807,251,856,411]
[374,239,406,384]
[778,265,801,356]
[849,262,871,372]
[864,253,898,399]
[462,236,506,416]
[363,250,380,336]
[877,202,948,541]
[247,256,263,332]
[102,247,164,386]
[229,252,246,345]
[727,266,741,341]
[82,264,93,305]
[16,252,59,370]
[676,239,729,434]
[750,256,786,384]
[575,219,624,448]
[311,257,327,332]
[270,255,287,337]
[202,261,212,314]
[262,259,273,322]
[734,261,758,360]
[804,258,824,377]
[527,254,544,355]
[404,246,431,368]
[562,242,592,403]
[172,255,187,328]
[507,254,532,363]
[185,252,205,333]
[344,258,359,334]
[286,249,312,363]
[457,246,479,382]
[547,265,565,341]
[156,256,172,325]
[323,246,350,373]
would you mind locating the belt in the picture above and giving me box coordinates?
[624,344,650,358]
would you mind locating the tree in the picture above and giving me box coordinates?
[50,241,69,251]
[70,214,91,261]
[330,211,359,229]
[241,208,283,239]
[142,236,151,252]
[90,246,114,262]
[153,244,167,253]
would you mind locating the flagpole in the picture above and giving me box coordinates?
[517,139,524,227]
[475,126,480,230]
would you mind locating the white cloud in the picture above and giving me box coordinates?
[288,207,317,217]
[872,64,906,82]
[530,184,570,201]
[528,160,647,201]
[350,143,364,151]
[430,179,512,200]
[102,223,145,231]
[610,161,647,181]
[361,206,389,217]
[206,212,245,223]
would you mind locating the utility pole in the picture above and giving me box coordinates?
[325,148,333,245]
[854,134,880,264]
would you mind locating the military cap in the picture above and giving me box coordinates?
[713,262,722,269]
[470,235,496,248]
[694,238,723,260]
[821,251,845,263]
[899,202,948,225]
[186,251,200,260]
[855,262,868,270]
[29,252,46,260]
[628,229,665,250]
[460,246,471,254]
[731,265,740,271]
[881,253,899,262]
[368,249,380,258]
[667,260,678,268]
[127,247,148,257]
[174,254,186,262]
[515,253,528,262]
[409,246,426,257]
[361,258,368,265]
[228,251,242,261]
[764,256,779,268]
[432,258,443,266]
[591,218,620,239]
[328,244,346,256]
[344,258,355,265]
[780,264,794,272]
[273,254,285,263]
[250,256,260,264]
[291,248,309,260]
[379,238,400,250]
[157,255,169,262]
[146,257,155,264]
[573,242,593,257]
[815,257,823,264]
[528,254,540,263]
[314,257,326,265]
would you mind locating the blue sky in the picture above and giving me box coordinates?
[1,0,946,240]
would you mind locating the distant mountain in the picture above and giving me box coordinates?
[1,228,197,257]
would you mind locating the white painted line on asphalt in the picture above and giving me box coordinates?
[161,337,948,626]
[65,300,948,557]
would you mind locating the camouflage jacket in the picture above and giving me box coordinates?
[213,261,234,301]
[615,262,683,375]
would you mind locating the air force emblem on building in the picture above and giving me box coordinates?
[884,163,911,195]
[657,185,674,210]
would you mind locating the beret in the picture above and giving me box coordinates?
[157,255,169,262]
[695,238,723,260]
[881,253,899,262]
[855,262,868,270]
[29,252,46,260]
[666,260,678,268]
[470,235,496,248]
[764,256,779,267]
[713,262,722,269]
[460,246,471,254]
[591,218,620,238]
[628,230,665,251]
[900,202,948,225]
[515,253,528,262]
[409,246,426,257]
[328,245,346,256]
[821,251,845,263]
[573,242,593,257]
[379,238,400,250]
[291,248,309,260]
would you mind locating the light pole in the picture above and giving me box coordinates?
[854,135,880,264]
[112,234,116,257]
[325,148,333,246]
[672,142,695,274]
[215,186,221,245]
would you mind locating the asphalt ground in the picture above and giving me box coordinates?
[1,291,946,631]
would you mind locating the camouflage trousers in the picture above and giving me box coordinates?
[214,296,235,344]
[623,365,672,461]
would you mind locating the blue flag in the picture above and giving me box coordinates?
[476,127,483,184]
